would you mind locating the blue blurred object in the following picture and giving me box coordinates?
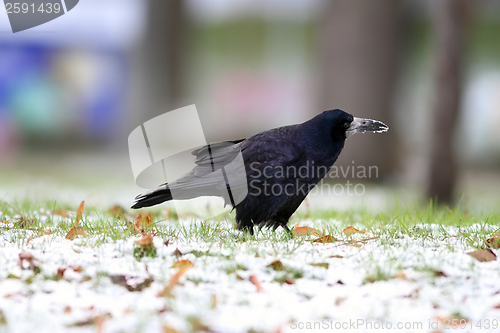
[0,0,146,143]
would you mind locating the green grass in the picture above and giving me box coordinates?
[1,199,499,251]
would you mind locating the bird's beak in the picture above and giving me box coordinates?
[346,117,389,137]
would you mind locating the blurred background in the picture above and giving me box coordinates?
[0,0,499,213]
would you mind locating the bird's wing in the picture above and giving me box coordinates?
[239,129,304,188]
[191,139,246,175]
[161,139,248,201]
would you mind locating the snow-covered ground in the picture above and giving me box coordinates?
[1,208,500,333]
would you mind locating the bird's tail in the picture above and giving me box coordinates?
[131,185,172,209]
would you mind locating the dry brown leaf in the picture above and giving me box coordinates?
[158,261,194,296]
[491,231,500,237]
[53,209,69,217]
[66,227,87,240]
[135,213,153,229]
[25,236,33,245]
[436,316,469,327]
[163,325,180,333]
[57,267,67,279]
[485,237,500,249]
[110,274,153,292]
[394,272,407,280]
[172,248,183,257]
[342,226,369,236]
[171,259,193,270]
[19,252,34,263]
[135,233,153,246]
[267,260,285,271]
[211,294,217,309]
[109,205,126,218]
[467,249,496,262]
[18,252,37,271]
[74,201,85,227]
[312,235,338,243]
[292,224,322,237]
[126,221,140,234]
[70,266,84,273]
[249,275,263,292]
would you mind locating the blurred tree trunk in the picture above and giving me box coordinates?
[427,0,467,204]
[136,0,186,123]
[318,0,401,180]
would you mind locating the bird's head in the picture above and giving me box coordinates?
[324,109,389,139]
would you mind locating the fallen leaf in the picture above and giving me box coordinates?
[249,275,263,292]
[25,236,33,245]
[211,294,217,309]
[65,227,87,240]
[330,254,344,259]
[172,248,183,257]
[70,314,110,331]
[126,221,140,234]
[172,259,193,269]
[267,260,285,271]
[312,235,338,243]
[158,261,194,296]
[311,263,329,269]
[486,237,500,249]
[342,226,369,236]
[53,209,69,217]
[163,325,180,333]
[437,316,469,327]
[57,267,67,279]
[135,213,153,229]
[70,266,84,273]
[18,252,35,270]
[467,249,496,262]
[292,224,322,237]
[74,201,85,227]
[109,205,126,218]
[110,275,153,292]
[394,272,407,280]
[63,305,72,314]
[135,233,153,246]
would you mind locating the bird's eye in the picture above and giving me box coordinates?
[343,122,350,129]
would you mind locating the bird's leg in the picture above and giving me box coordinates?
[236,220,255,236]
[281,224,293,238]
[272,218,293,238]
[243,225,254,236]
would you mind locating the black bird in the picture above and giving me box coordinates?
[132,109,388,235]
